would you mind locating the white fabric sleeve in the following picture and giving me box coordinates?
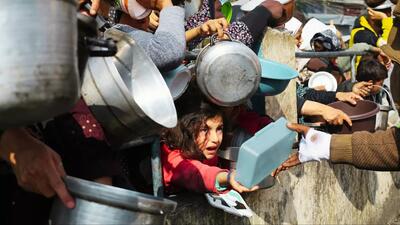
[298,128,332,163]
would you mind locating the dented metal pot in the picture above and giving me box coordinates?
[195,34,261,106]
[0,0,80,128]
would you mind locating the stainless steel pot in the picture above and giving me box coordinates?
[49,176,177,225]
[82,31,177,147]
[0,0,80,128]
[195,34,261,106]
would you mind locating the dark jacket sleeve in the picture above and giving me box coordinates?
[330,127,400,171]
[239,6,272,44]
[303,89,337,105]
[297,96,306,115]
[353,29,378,46]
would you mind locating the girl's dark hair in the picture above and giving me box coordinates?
[356,56,388,82]
[161,105,224,160]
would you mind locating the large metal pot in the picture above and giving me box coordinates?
[50,176,177,225]
[0,0,80,128]
[82,31,177,147]
[195,34,261,106]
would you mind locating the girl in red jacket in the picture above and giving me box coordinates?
[161,107,259,194]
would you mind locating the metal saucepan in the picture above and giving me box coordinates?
[195,34,261,106]
[81,31,177,147]
[50,176,177,225]
[0,0,80,128]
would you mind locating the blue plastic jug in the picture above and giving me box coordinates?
[235,117,296,188]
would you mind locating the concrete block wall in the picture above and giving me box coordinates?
[167,162,400,224]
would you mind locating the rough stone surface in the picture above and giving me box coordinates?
[166,162,400,224]
[261,28,297,123]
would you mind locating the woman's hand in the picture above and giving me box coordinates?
[321,106,352,126]
[335,92,363,105]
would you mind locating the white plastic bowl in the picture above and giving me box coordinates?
[308,71,338,92]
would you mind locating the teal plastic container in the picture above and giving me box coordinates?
[235,117,296,188]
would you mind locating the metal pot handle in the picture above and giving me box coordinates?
[210,32,233,46]
[86,37,117,57]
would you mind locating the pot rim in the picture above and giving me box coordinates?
[65,176,177,214]
[329,100,380,121]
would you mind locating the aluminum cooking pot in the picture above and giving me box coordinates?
[50,176,177,225]
[82,31,177,147]
[0,0,80,128]
[195,34,261,106]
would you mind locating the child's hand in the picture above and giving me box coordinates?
[228,170,259,193]
[352,81,373,97]
[199,18,229,39]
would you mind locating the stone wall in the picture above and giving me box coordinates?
[167,162,400,224]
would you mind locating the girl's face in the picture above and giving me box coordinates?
[196,115,224,160]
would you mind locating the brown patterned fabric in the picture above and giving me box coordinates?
[330,128,400,171]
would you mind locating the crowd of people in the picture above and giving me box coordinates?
[0,0,399,223]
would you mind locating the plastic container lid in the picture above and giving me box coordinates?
[308,71,337,92]
[235,117,296,188]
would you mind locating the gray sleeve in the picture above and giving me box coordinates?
[114,6,186,71]
[336,43,373,72]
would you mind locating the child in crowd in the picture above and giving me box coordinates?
[161,106,259,194]
[356,56,389,104]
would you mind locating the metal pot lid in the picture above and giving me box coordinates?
[64,176,177,214]
[196,41,261,106]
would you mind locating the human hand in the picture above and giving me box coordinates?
[352,81,373,97]
[272,152,300,177]
[148,10,159,31]
[321,105,352,126]
[199,18,229,38]
[0,129,75,208]
[78,0,101,16]
[273,123,331,176]
[377,49,392,69]
[368,7,388,20]
[335,92,363,105]
[228,170,259,193]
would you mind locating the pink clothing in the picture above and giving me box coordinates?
[161,110,272,194]
[161,143,228,194]
[70,98,105,141]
